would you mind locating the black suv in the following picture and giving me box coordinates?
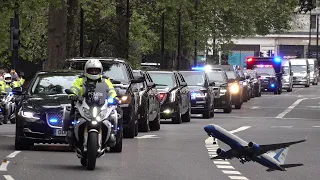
[64,57,144,138]
[254,66,281,94]
[179,71,215,118]
[148,71,191,124]
[206,71,232,113]
[245,69,261,97]
[133,70,161,132]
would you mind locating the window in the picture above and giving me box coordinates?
[179,72,205,86]
[103,63,129,83]
[311,15,317,29]
[149,72,175,87]
[207,72,225,83]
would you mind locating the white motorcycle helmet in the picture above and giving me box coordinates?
[3,73,12,84]
[84,59,103,80]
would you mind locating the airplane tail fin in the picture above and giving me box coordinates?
[273,147,289,164]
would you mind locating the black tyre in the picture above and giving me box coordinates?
[81,158,87,167]
[235,104,241,109]
[223,96,232,113]
[182,103,191,122]
[149,113,160,131]
[86,132,98,170]
[172,106,182,124]
[15,122,33,150]
[139,105,149,132]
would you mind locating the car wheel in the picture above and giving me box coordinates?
[235,104,241,109]
[139,104,149,132]
[149,113,160,131]
[123,118,135,138]
[15,122,33,150]
[172,105,182,124]
[202,103,211,119]
[182,103,191,122]
[223,96,232,113]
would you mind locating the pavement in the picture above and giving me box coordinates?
[0,85,320,180]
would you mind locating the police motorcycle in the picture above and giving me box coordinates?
[0,88,16,124]
[64,81,122,170]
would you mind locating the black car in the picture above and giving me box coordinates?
[14,70,82,149]
[148,71,191,124]
[133,70,161,132]
[225,70,243,109]
[206,71,232,113]
[179,71,215,118]
[245,69,261,97]
[254,66,281,94]
[64,57,145,138]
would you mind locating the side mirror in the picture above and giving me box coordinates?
[147,82,156,88]
[12,87,23,95]
[111,79,121,84]
[131,76,145,83]
[180,82,187,87]
[65,89,74,94]
[209,81,215,86]
[246,75,250,79]
[227,79,235,83]
[240,77,245,81]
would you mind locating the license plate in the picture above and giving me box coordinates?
[191,94,196,99]
[53,129,67,136]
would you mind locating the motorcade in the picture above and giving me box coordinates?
[225,70,243,109]
[1,88,16,124]
[281,59,293,92]
[246,57,283,94]
[179,71,215,118]
[290,58,310,87]
[148,71,191,124]
[132,70,161,132]
[307,59,319,85]
[64,57,145,138]
[245,69,261,97]
[14,70,82,149]
[206,71,232,113]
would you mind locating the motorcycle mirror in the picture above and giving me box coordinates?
[65,89,74,94]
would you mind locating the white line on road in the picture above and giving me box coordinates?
[229,126,251,134]
[229,176,249,180]
[222,170,242,175]
[6,151,21,158]
[250,106,260,109]
[313,126,320,127]
[216,165,235,169]
[213,161,230,165]
[0,161,10,171]
[135,135,160,139]
[270,126,293,128]
[276,98,308,118]
[3,175,14,180]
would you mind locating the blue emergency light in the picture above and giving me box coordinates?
[191,66,205,71]
[270,83,275,88]
[274,57,281,63]
[49,118,58,123]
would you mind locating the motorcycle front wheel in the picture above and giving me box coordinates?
[86,132,98,170]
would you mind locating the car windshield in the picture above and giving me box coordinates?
[148,72,174,87]
[283,66,289,75]
[254,68,275,76]
[292,65,307,73]
[179,72,205,86]
[31,74,79,95]
[207,72,225,83]
[226,71,236,79]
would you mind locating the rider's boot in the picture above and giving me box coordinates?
[65,126,75,147]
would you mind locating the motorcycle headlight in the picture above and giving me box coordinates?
[230,84,240,94]
[96,109,109,122]
[83,107,92,119]
[21,110,40,120]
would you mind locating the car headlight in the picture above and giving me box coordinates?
[118,95,130,104]
[229,84,240,94]
[220,87,227,95]
[21,110,40,120]
[243,82,247,86]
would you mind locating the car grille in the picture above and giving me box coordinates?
[46,111,63,128]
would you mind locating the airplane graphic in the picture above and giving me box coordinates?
[204,124,307,171]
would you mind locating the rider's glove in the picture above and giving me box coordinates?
[68,94,78,101]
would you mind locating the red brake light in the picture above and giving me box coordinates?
[246,58,253,62]
[159,93,166,100]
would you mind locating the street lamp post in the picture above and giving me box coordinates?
[317,15,319,60]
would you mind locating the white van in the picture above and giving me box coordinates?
[307,59,319,85]
[290,58,310,87]
[281,60,293,92]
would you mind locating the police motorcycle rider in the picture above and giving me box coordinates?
[64,59,121,146]
[0,73,21,125]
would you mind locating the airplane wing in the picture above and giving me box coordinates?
[210,148,242,160]
[245,138,307,156]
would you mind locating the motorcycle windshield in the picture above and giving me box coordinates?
[85,82,108,106]
[4,88,11,94]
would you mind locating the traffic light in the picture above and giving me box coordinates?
[267,50,271,57]
[10,17,20,51]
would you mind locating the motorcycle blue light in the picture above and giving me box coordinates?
[274,57,281,63]
[49,118,58,123]
[270,83,275,88]
[71,120,80,125]
[9,92,13,96]
[107,98,114,104]
[117,127,120,130]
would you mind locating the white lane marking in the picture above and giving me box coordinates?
[250,106,260,109]
[276,98,308,118]
[213,161,230,164]
[270,126,293,128]
[6,151,21,158]
[312,97,320,99]
[3,175,14,180]
[1,135,15,138]
[298,95,303,97]
[306,106,320,108]
[222,170,242,175]
[229,126,251,134]
[229,176,249,180]
[217,165,235,169]
[313,126,320,127]
[0,161,10,171]
[135,135,160,139]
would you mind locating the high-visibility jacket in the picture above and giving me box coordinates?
[0,81,21,93]
[19,78,25,86]
[70,76,117,98]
